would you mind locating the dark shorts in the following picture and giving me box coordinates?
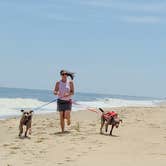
[57,99,72,112]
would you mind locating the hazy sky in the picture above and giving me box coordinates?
[0,0,165,98]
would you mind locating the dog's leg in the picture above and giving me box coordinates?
[110,125,114,135]
[28,123,32,135]
[105,117,112,133]
[105,121,109,132]
[19,124,23,137]
[25,126,29,137]
[100,116,105,134]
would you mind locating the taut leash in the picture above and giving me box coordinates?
[33,99,57,111]
[32,98,100,114]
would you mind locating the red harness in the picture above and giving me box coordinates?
[103,111,117,120]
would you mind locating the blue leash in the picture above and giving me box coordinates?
[33,99,57,111]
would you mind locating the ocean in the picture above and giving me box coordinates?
[0,87,164,119]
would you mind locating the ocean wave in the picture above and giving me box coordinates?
[0,97,163,119]
[73,98,162,110]
[0,98,56,119]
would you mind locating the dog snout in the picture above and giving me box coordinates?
[23,112,29,118]
[25,113,28,116]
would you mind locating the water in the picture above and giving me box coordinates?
[0,87,164,119]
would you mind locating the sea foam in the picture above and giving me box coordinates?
[0,97,163,119]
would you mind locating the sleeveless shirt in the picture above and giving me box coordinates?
[58,80,71,101]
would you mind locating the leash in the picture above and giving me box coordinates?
[33,99,57,111]
[32,98,100,115]
[72,101,100,114]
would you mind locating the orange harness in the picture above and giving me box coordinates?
[103,111,117,120]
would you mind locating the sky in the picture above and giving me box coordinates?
[0,0,166,98]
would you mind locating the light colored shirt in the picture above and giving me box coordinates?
[58,80,71,101]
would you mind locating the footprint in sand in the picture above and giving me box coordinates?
[14,139,19,142]
[10,146,20,150]
[39,150,47,154]
[78,136,86,140]
[10,151,17,154]
[24,161,33,165]
[36,126,43,130]
[88,123,97,127]
[35,137,46,143]
[36,131,47,135]
[67,147,76,151]
[3,143,15,147]
[47,122,55,127]
[80,151,88,155]
[57,162,64,165]
[65,156,74,162]
[76,153,81,157]
[88,146,92,150]
[3,143,11,147]
[148,123,160,128]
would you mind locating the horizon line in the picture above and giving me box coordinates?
[0,86,163,100]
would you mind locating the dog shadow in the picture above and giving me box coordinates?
[100,133,119,137]
[18,136,31,140]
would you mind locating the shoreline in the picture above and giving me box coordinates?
[0,104,162,121]
[0,106,166,166]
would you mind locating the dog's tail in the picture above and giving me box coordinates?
[99,108,104,113]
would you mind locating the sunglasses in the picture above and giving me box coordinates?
[61,73,67,76]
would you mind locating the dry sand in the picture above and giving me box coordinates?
[0,106,166,166]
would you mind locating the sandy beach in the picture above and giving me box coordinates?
[0,105,166,166]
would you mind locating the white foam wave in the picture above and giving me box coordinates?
[0,98,57,119]
[0,98,163,119]
[72,98,162,111]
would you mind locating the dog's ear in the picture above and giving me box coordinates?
[99,108,104,113]
[20,109,24,112]
[30,110,34,113]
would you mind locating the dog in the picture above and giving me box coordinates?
[99,108,122,135]
[19,110,33,137]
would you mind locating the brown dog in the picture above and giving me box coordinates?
[99,108,122,135]
[19,110,33,137]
